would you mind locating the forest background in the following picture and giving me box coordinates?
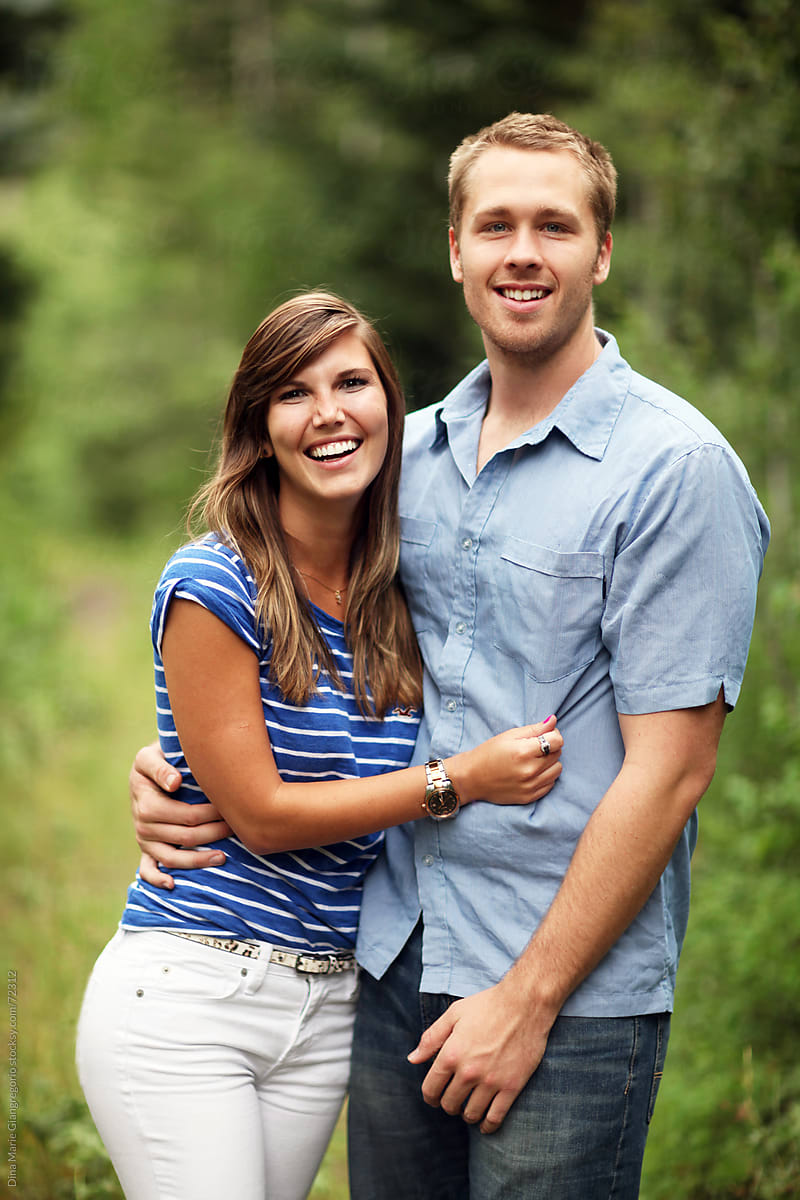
[1,0,798,1196]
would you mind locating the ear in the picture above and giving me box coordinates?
[262,442,273,459]
[449,227,464,284]
[593,231,613,286]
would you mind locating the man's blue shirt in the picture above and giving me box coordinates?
[356,332,769,1015]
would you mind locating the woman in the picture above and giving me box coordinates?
[76,292,563,1200]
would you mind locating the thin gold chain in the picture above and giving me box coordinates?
[293,565,348,606]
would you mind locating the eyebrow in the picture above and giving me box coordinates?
[471,204,580,225]
[279,364,375,389]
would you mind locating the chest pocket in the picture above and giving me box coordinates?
[491,538,605,683]
[399,515,437,634]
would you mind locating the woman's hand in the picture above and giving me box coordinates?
[448,716,563,807]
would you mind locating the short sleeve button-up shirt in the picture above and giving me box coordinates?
[356,332,769,1016]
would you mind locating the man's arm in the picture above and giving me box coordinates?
[130,743,230,888]
[408,693,727,1133]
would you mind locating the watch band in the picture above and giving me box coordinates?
[424,759,450,791]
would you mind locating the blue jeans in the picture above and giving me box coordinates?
[348,924,669,1199]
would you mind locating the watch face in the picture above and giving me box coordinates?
[427,786,459,818]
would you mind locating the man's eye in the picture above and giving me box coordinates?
[544,222,564,234]
[486,222,508,233]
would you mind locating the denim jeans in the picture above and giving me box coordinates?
[348,924,669,1200]
[77,929,359,1200]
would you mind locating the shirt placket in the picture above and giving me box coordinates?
[413,450,512,980]
[427,452,511,760]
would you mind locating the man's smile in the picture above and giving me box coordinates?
[497,286,551,301]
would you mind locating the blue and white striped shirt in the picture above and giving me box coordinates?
[121,537,420,954]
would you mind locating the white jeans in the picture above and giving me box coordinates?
[76,929,359,1200]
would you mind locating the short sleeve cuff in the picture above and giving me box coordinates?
[150,541,261,659]
[614,674,739,715]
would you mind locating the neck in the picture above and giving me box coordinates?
[279,496,358,574]
[280,501,357,619]
[283,530,352,579]
[477,321,602,471]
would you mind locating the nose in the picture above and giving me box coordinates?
[504,226,542,269]
[311,389,345,427]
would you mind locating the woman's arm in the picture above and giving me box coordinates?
[159,598,563,856]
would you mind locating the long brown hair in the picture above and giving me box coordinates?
[188,291,422,717]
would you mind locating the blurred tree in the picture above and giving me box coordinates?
[0,0,71,172]
[568,0,800,514]
[4,0,598,532]
[259,0,596,404]
[0,0,70,426]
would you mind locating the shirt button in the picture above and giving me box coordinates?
[455,622,466,635]
[421,854,435,867]
[446,698,457,712]
[461,537,473,550]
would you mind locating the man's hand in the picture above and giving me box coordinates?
[406,978,553,1134]
[130,742,231,889]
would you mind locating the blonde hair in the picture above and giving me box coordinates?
[448,112,617,247]
[189,291,422,717]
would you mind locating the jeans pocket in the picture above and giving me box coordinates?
[135,935,246,1003]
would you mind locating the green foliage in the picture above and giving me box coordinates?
[15,1099,121,1200]
[642,758,800,1197]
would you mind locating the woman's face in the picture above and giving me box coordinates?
[265,330,390,525]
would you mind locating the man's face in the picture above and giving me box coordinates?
[449,146,612,366]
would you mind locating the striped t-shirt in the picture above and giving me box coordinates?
[121,536,421,954]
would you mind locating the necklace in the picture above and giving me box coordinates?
[294,566,348,606]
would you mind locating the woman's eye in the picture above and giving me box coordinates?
[276,388,305,402]
[341,376,368,389]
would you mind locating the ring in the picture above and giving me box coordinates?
[538,734,551,757]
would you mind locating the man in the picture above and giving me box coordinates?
[131,114,768,1197]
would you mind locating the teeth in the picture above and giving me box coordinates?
[502,288,548,301]
[308,439,359,460]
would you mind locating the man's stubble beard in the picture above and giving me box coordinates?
[463,251,602,371]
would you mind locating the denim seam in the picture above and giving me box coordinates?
[647,1014,667,1124]
[609,1015,640,1199]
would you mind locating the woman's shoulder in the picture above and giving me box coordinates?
[150,534,262,651]
[160,537,251,578]
[159,534,256,591]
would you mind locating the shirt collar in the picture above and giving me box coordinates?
[431,330,631,462]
